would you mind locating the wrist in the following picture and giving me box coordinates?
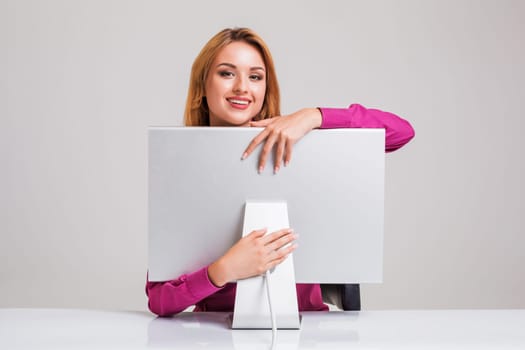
[306,108,322,129]
[207,258,230,287]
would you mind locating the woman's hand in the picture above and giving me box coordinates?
[207,228,298,287]
[242,108,322,173]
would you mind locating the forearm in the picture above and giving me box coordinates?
[145,267,221,317]
[319,104,415,152]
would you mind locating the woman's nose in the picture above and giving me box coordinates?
[233,75,248,94]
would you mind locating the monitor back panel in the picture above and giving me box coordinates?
[148,127,385,283]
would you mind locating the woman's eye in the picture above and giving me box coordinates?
[219,71,234,78]
[250,75,263,81]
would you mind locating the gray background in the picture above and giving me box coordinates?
[2,0,524,311]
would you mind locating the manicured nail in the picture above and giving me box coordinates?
[258,166,263,174]
[274,166,279,174]
[241,152,247,160]
[284,161,289,167]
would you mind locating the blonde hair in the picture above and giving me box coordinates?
[184,28,280,126]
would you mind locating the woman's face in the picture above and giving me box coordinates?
[205,41,267,126]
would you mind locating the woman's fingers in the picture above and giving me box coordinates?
[284,141,293,167]
[250,118,274,127]
[243,109,320,173]
[247,228,268,239]
[260,228,293,245]
[241,118,279,161]
[266,243,298,270]
[233,228,298,278]
[242,116,292,173]
[258,131,280,173]
[266,230,297,252]
[274,136,286,173]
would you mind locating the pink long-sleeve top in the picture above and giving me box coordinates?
[146,103,415,317]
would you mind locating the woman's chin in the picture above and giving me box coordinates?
[211,115,253,127]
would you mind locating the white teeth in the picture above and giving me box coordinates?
[228,99,249,105]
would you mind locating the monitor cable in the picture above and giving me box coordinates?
[265,270,277,349]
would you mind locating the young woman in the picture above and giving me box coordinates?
[146,27,415,316]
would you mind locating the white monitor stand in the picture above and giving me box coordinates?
[231,201,301,329]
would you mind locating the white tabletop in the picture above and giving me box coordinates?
[1,308,524,349]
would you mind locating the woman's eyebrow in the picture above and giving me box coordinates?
[251,66,266,72]
[216,62,265,72]
[217,62,236,69]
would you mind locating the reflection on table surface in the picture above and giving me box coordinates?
[1,308,524,349]
[147,311,358,349]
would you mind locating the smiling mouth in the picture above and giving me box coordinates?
[227,98,250,106]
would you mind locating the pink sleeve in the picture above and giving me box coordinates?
[145,266,222,317]
[319,104,415,152]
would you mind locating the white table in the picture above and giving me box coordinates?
[1,309,524,349]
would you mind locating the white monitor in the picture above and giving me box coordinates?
[148,127,385,328]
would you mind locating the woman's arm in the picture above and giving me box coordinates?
[244,104,415,171]
[319,103,415,152]
[145,267,221,317]
[146,228,298,316]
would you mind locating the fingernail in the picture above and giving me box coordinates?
[241,152,247,160]
[258,166,263,174]
[274,166,279,174]
[284,161,289,167]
